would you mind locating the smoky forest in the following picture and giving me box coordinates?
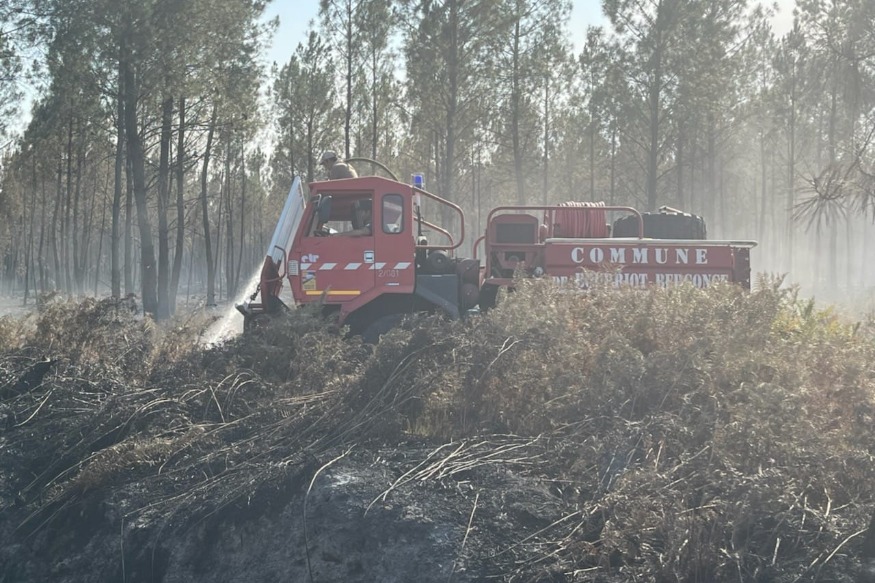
[1,0,875,314]
[2,2,875,582]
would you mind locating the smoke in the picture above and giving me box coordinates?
[754,213,875,315]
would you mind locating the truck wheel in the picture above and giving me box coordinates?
[613,212,707,240]
[362,314,404,344]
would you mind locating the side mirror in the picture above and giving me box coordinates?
[317,195,333,223]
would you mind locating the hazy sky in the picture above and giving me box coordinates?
[263,0,797,68]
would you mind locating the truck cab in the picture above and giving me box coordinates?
[290,177,414,326]
[237,175,480,336]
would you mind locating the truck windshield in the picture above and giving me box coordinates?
[267,176,306,264]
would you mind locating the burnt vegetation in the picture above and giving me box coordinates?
[1,283,874,582]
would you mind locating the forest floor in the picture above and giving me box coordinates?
[1,281,874,582]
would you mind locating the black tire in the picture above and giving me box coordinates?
[362,313,404,344]
[612,212,707,240]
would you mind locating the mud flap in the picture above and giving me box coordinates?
[414,274,460,319]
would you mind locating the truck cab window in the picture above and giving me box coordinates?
[382,194,404,234]
[308,195,373,237]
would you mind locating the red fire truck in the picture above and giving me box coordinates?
[236,173,756,338]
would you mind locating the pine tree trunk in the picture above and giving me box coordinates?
[646,36,663,212]
[123,56,158,316]
[676,120,684,208]
[72,136,84,293]
[170,96,186,314]
[201,106,218,307]
[38,176,46,293]
[111,51,125,298]
[64,118,73,293]
[235,149,246,294]
[156,95,173,320]
[224,140,235,300]
[51,161,62,290]
[511,18,524,206]
[124,153,134,295]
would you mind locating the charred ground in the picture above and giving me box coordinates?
[1,280,874,582]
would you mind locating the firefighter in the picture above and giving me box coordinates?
[320,151,358,180]
[342,199,372,236]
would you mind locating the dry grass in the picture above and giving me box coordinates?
[0,282,873,581]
